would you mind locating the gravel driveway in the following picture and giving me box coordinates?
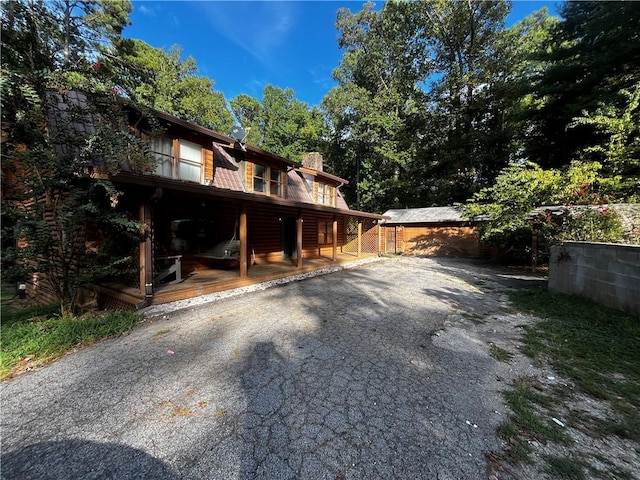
[1,257,545,479]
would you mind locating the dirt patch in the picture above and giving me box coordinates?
[426,258,639,480]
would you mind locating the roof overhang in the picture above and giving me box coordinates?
[296,166,349,186]
[111,172,385,220]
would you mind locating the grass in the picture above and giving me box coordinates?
[543,456,586,480]
[489,343,514,362]
[500,289,640,475]
[502,377,572,449]
[1,283,15,303]
[511,289,640,438]
[1,304,142,379]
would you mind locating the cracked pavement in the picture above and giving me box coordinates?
[1,257,545,479]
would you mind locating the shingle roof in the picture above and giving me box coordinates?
[211,143,245,192]
[381,206,471,224]
[336,191,349,210]
[287,170,313,203]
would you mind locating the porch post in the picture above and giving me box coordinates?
[357,219,362,258]
[139,202,153,296]
[332,216,338,262]
[377,222,382,255]
[296,212,303,268]
[239,204,248,278]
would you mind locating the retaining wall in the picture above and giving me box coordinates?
[549,242,640,315]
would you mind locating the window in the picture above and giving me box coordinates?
[252,163,283,196]
[253,163,267,193]
[148,137,203,183]
[317,182,326,205]
[178,140,202,183]
[318,219,333,245]
[270,169,282,196]
[149,136,173,178]
[316,182,336,206]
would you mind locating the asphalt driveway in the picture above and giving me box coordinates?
[1,257,544,479]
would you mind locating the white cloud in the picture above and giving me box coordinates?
[137,4,156,17]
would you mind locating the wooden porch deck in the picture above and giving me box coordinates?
[97,253,378,308]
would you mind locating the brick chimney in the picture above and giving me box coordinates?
[302,152,323,172]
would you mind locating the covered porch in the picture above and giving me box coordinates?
[98,173,384,309]
[94,252,380,309]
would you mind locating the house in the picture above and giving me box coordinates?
[381,206,484,257]
[3,92,385,309]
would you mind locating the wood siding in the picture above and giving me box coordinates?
[247,204,284,262]
[203,148,214,181]
[399,224,482,257]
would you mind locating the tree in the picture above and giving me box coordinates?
[229,93,263,146]
[1,0,152,314]
[261,85,325,162]
[411,0,513,204]
[522,2,640,170]
[570,85,640,201]
[230,85,325,162]
[108,39,233,133]
[463,160,625,261]
[323,0,515,211]
[323,1,430,211]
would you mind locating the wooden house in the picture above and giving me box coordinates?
[381,206,484,257]
[5,93,384,309]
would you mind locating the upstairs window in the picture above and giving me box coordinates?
[252,163,283,197]
[270,169,283,196]
[178,140,202,183]
[150,136,173,178]
[316,182,336,206]
[253,163,267,193]
[148,137,203,183]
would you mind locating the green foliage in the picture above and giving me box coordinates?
[1,0,152,314]
[0,306,141,379]
[109,39,233,132]
[322,1,637,214]
[521,2,640,170]
[229,85,326,162]
[570,85,640,200]
[553,207,623,243]
[463,160,630,257]
[323,0,518,210]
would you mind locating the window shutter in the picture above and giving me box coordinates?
[203,148,214,181]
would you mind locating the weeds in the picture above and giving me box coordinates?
[501,289,640,476]
[1,305,141,379]
[543,456,586,480]
[511,289,640,437]
[489,343,514,362]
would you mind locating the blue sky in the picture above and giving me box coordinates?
[125,1,560,108]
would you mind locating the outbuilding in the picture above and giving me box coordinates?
[381,206,484,257]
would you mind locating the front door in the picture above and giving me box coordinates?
[282,216,297,259]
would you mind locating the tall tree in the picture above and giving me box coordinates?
[324,1,430,210]
[323,0,512,210]
[411,0,512,204]
[109,39,233,133]
[523,2,640,172]
[1,0,151,313]
[230,85,325,162]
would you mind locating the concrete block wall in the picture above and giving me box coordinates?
[549,242,640,315]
